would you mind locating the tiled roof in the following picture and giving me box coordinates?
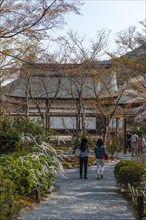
[4,62,119,99]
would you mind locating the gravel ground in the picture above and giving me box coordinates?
[18,157,136,220]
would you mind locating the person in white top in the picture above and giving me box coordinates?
[131,132,138,156]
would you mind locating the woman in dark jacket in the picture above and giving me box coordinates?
[94,138,105,179]
[79,137,90,179]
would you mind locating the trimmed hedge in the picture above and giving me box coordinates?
[114,160,145,187]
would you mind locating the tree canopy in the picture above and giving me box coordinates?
[0,0,82,84]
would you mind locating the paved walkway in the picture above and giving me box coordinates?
[18,154,136,220]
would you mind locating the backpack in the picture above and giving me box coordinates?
[79,143,87,152]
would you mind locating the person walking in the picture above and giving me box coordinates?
[79,137,90,179]
[126,131,132,153]
[131,132,138,157]
[94,138,105,179]
[137,134,145,154]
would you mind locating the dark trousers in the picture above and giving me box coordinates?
[79,157,88,178]
[124,142,131,154]
[127,141,131,153]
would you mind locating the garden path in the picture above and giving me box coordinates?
[18,152,136,220]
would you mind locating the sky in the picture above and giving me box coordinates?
[50,0,146,60]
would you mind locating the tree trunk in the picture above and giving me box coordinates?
[46,113,50,129]
[25,91,29,117]
[82,112,86,137]
[104,125,109,148]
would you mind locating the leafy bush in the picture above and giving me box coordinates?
[0,117,21,154]
[0,115,63,218]
[0,116,53,154]
[86,136,96,150]
[0,143,62,195]
[106,132,124,157]
[0,167,18,220]
[114,160,145,187]
[13,117,41,134]
[13,117,50,144]
[106,141,120,157]
[114,160,130,178]
[0,142,63,218]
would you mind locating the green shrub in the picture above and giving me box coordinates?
[106,132,124,157]
[0,149,62,219]
[106,141,119,157]
[0,116,54,154]
[114,160,131,178]
[0,115,63,218]
[0,167,18,220]
[13,117,50,145]
[114,160,145,187]
[0,145,62,196]
[0,117,21,154]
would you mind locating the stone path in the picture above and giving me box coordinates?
[18,155,136,220]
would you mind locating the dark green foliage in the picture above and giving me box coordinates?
[114,160,130,177]
[0,167,18,220]
[129,123,146,136]
[106,141,119,157]
[0,148,61,218]
[0,153,57,195]
[0,116,52,154]
[13,117,43,135]
[0,115,62,218]
[0,117,21,154]
[86,137,95,150]
[114,160,145,187]
[13,117,49,143]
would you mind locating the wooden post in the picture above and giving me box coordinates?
[137,194,144,220]
[123,117,127,153]
[35,185,41,203]
[115,117,118,143]
[0,81,2,113]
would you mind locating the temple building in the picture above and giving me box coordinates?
[2,61,132,135]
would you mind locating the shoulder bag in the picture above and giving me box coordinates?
[74,148,81,157]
